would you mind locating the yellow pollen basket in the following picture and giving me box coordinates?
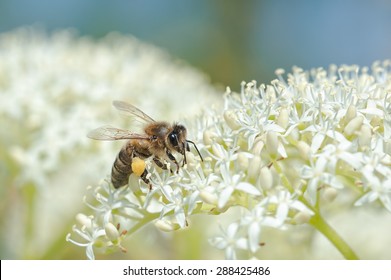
[131,157,146,177]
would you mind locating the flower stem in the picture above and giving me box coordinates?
[125,211,160,236]
[309,212,359,260]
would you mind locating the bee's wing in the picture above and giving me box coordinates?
[87,125,150,141]
[112,100,156,124]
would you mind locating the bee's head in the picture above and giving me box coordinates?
[168,123,203,166]
[168,124,187,154]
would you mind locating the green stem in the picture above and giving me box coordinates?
[125,211,160,236]
[309,212,359,260]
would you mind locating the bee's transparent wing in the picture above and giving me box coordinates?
[87,125,150,141]
[112,100,156,124]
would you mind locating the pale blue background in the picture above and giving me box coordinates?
[1,0,390,88]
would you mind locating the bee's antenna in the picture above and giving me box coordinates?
[182,141,187,166]
[186,140,204,162]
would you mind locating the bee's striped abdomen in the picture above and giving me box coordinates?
[111,143,133,188]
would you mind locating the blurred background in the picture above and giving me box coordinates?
[1,0,391,89]
[1,0,391,260]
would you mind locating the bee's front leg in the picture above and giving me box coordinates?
[166,150,180,173]
[140,169,152,190]
[153,157,173,173]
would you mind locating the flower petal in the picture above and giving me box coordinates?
[236,182,261,196]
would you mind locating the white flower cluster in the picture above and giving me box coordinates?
[209,62,391,258]
[68,60,391,259]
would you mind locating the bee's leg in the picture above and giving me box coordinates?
[166,150,180,173]
[140,169,152,190]
[153,157,173,173]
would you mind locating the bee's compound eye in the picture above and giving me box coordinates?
[169,133,178,147]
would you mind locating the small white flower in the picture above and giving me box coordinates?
[66,221,106,260]
[209,143,238,166]
[160,185,187,228]
[217,164,261,209]
[84,180,141,225]
[355,173,391,211]
[105,223,120,241]
[240,205,279,253]
[210,222,248,260]
[301,156,343,204]
[263,190,314,226]
[321,141,362,170]
[302,121,347,153]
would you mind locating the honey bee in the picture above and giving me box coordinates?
[87,101,203,189]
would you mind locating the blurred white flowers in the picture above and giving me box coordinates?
[0,27,219,259]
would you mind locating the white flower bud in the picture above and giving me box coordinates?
[344,116,363,136]
[203,129,218,146]
[251,137,264,155]
[345,105,357,123]
[275,68,285,76]
[293,211,311,224]
[358,124,372,148]
[105,223,120,241]
[266,131,279,155]
[76,213,93,230]
[155,220,180,232]
[223,110,241,130]
[259,166,273,190]
[237,152,249,171]
[322,187,338,203]
[199,191,218,205]
[248,155,262,180]
[297,141,311,160]
[277,108,289,130]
